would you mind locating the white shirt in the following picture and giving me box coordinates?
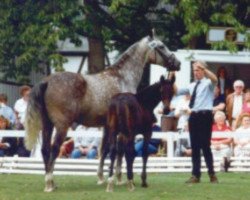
[174,97,190,130]
[14,98,28,124]
[232,94,243,119]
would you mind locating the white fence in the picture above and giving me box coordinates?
[1,130,250,175]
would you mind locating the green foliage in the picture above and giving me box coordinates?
[175,0,250,51]
[0,0,250,83]
[0,0,84,83]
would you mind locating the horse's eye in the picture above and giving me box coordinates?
[158,45,165,49]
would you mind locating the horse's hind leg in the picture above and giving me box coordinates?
[43,127,67,192]
[41,120,54,192]
[125,140,135,191]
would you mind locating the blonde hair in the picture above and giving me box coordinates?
[236,112,250,128]
[193,60,208,68]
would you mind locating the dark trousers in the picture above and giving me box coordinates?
[188,110,215,178]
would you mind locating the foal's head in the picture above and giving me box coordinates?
[160,75,175,114]
[141,31,181,71]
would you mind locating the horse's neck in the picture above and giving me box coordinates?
[113,44,148,93]
[137,83,161,111]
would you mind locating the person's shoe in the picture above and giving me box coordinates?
[185,176,200,184]
[209,174,218,183]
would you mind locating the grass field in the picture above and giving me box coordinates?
[0,172,249,200]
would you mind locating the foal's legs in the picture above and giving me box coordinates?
[43,126,67,192]
[115,135,125,185]
[125,140,135,191]
[106,134,117,192]
[141,133,151,188]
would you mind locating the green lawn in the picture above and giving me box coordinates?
[0,172,249,200]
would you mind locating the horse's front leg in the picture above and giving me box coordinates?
[44,128,67,192]
[125,141,135,191]
[141,133,151,188]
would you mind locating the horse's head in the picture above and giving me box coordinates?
[143,33,181,71]
[160,74,175,115]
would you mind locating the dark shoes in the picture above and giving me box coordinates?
[185,175,218,184]
[185,176,200,184]
[209,174,219,183]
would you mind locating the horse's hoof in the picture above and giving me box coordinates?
[127,180,135,191]
[97,178,105,185]
[44,185,57,192]
[116,180,125,185]
[106,177,114,192]
[141,182,148,188]
[106,184,114,192]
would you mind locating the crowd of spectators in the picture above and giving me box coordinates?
[160,66,250,171]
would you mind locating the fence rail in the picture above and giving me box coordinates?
[1,130,250,175]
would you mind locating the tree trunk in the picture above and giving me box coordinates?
[88,37,105,74]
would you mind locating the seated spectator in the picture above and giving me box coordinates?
[242,89,250,114]
[213,86,226,113]
[70,126,101,159]
[234,89,250,129]
[0,116,17,156]
[58,138,74,158]
[160,95,180,131]
[234,113,250,157]
[135,124,166,157]
[211,111,232,171]
[0,93,16,127]
[174,94,192,157]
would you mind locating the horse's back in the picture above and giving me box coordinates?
[45,72,87,127]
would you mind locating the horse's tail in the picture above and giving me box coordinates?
[24,81,48,151]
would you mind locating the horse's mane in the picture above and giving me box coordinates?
[111,42,139,69]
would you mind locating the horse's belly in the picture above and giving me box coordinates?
[82,112,106,127]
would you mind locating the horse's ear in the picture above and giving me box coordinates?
[160,75,165,83]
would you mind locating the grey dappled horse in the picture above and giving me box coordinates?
[24,35,180,192]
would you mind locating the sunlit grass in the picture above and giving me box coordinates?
[0,172,249,200]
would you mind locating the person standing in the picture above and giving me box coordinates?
[226,80,245,130]
[176,60,218,183]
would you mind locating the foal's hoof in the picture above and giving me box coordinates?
[141,182,148,188]
[127,180,135,191]
[116,180,125,185]
[44,185,57,192]
[97,178,105,185]
[106,177,114,192]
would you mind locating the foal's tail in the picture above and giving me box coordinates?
[24,81,48,151]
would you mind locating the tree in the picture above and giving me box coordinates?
[1,0,249,83]
[173,0,250,51]
[0,0,84,83]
